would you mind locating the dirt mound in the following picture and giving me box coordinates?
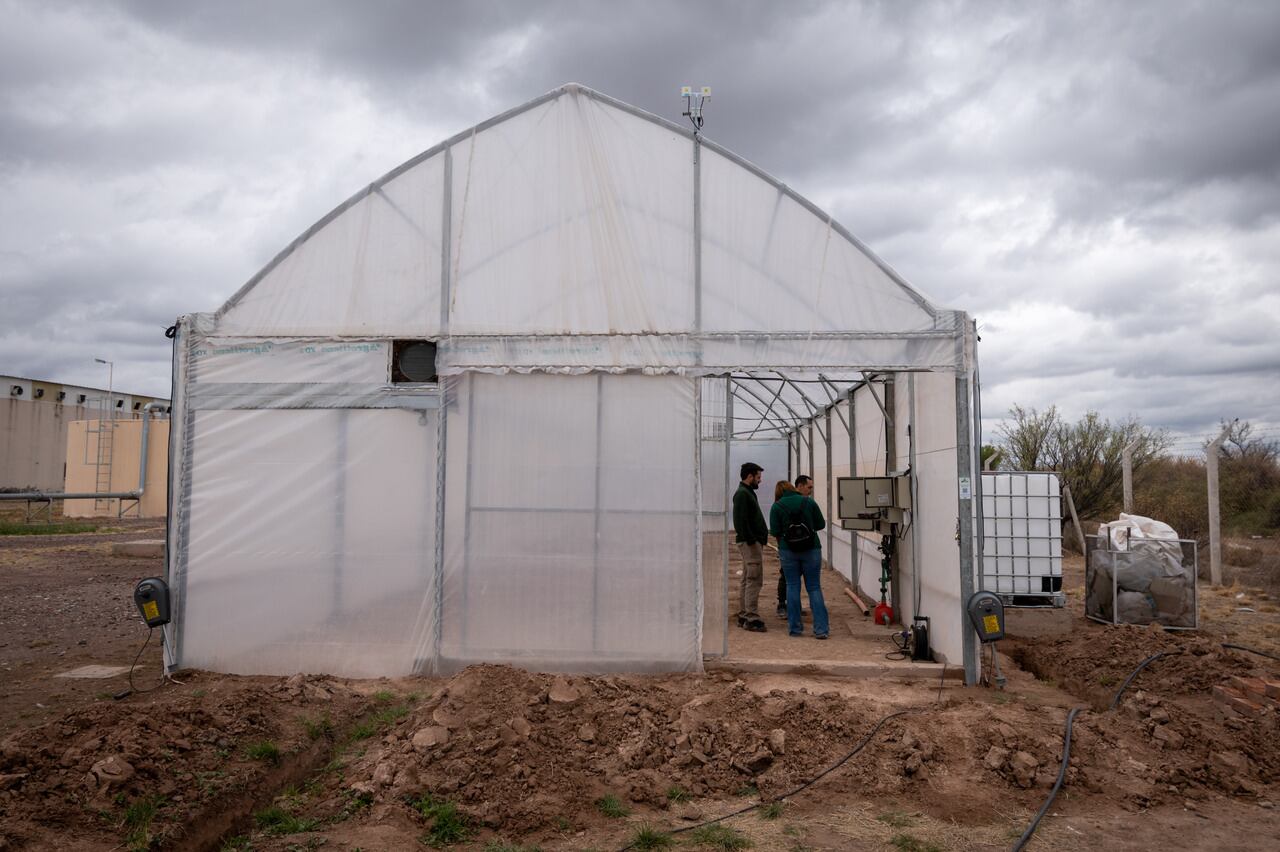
[336,665,892,832]
[0,673,366,850]
[1010,623,1255,708]
[1007,624,1278,804]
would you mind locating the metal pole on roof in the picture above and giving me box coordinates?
[592,374,604,651]
[693,136,702,334]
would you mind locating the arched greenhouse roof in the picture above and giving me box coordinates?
[210,83,970,375]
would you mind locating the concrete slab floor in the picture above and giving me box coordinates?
[55,664,134,679]
[708,542,958,680]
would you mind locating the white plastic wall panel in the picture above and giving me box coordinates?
[179,408,437,676]
[828,398,854,583]
[439,372,699,673]
[700,146,936,335]
[217,153,446,336]
[895,372,965,666]
[446,96,694,335]
[190,339,390,384]
[981,472,1063,595]
[852,381,889,583]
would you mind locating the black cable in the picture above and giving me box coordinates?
[885,631,910,661]
[1109,651,1180,710]
[113,627,164,700]
[1222,642,1280,662]
[615,708,915,851]
[1010,707,1082,852]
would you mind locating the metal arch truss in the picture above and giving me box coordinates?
[727,371,870,442]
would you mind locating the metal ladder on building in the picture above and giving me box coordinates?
[87,400,115,514]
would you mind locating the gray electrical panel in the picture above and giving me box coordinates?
[836,473,912,533]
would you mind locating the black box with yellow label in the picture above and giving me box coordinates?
[134,577,171,628]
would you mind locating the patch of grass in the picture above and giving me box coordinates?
[1098,674,1117,688]
[302,713,334,740]
[349,720,378,741]
[244,741,281,765]
[554,816,573,833]
[595,794,630,818]
[375,703,410,727]
[412,794,472,847]
[877,811,915,829]
[0,521,98,535]
[758,802,785,820]
[686,824,752,850]
[373,690,395,703]
[333,789,373,823]
[734,784,758,798]
[889,834,941,852]
[629,825,673,851]
[121,795,162,851]
[254,806,319,835]
[665,785,691,804]
[219,836,252,851]
[192,689,207,698]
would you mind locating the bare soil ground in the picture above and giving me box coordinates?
[1,523,1278,851]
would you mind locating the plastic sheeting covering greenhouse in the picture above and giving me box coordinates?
[163,84,980,679]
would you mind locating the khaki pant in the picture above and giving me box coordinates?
[737,542,764,620]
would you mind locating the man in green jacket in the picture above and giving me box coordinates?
[732,462,769,631]
[770,485,830,639]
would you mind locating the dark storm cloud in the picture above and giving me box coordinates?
[2,0,1278,433]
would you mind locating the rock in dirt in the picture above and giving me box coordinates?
[412,726,450,751]
[372,761,395,788]
[768,729,786,755]
[1009,751,1039,788]
[1153,725,1184,749]
[742,748,774,774]
[1211,750,1250,775]
[984,745,1010,771]
[89,756,134,788]
[509,716,532,738]
[0,772,29,791]
[431,707,465,729]
[904,752,923,776]
[549,677,581,704]
[577,723,596,743]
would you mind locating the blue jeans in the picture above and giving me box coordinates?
[779,547,829,637]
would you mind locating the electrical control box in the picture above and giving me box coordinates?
[837,473,912,534]
[966,590,1005,643]
[134,577,171,628]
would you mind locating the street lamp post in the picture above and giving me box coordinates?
[94,358,114,423]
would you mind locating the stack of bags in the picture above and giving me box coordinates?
[1087,514,1193,627]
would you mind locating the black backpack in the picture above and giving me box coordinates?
[783,503,815,551]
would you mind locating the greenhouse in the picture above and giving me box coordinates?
[163,84,983,684]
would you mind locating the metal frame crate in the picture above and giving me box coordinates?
[981,471,1064,607]
[1085,534,1199,629]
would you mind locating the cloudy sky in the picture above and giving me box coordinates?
[2,0,1277,450]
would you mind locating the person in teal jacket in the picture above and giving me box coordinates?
[769,486,830,638]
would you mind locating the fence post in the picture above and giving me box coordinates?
[1206,423,1232,587]
[1121,439,1138,514]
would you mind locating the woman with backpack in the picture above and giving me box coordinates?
[769,481,830,639]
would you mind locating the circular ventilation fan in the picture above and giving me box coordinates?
[393,341,438,383]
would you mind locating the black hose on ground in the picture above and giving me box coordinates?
[1010,706,1082,852]
[1222,642,1280,663]
[1108,650,1182,710]
[614,708,916,851]
[1012,646,1192,850]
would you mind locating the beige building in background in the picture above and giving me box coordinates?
[63,416,170,518]
[1,373,168,493]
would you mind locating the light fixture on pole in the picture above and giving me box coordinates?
[94,358,114,423]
